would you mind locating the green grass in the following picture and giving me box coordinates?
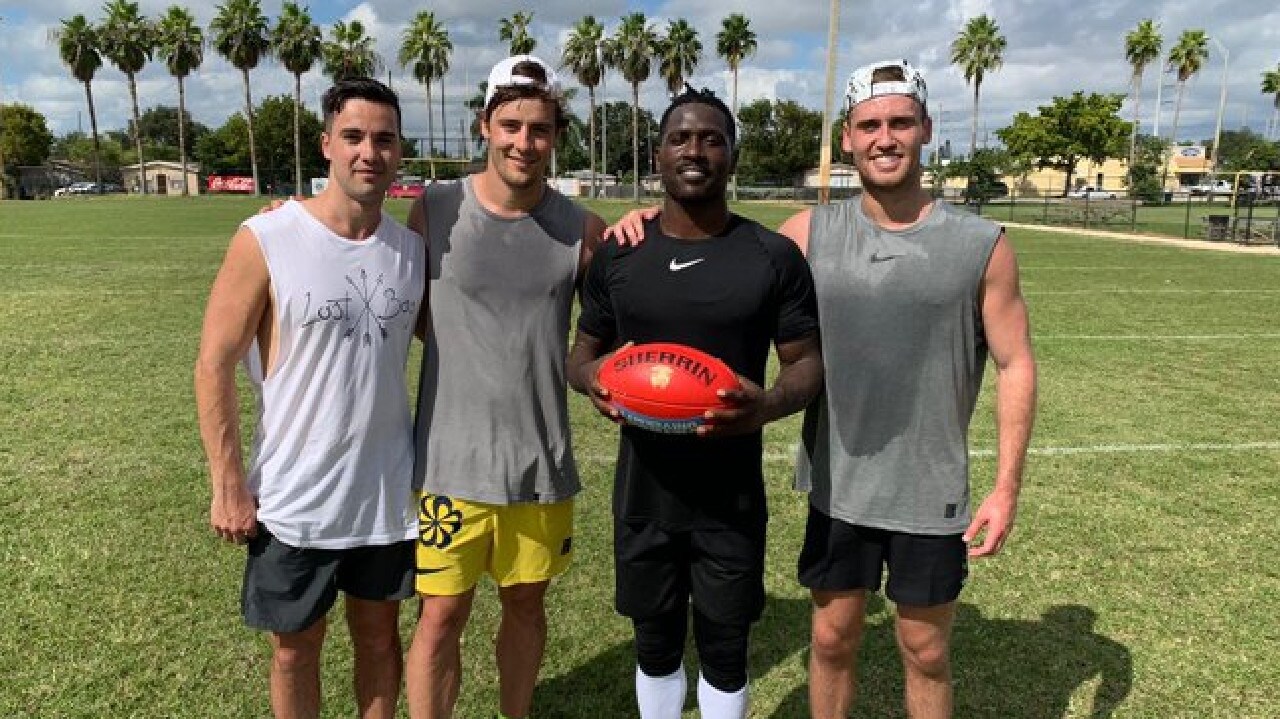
[1,195,1278,717]
[971,197,1280,240]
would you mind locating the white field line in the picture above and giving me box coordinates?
[1025,288,1280,295]
[1034,333,1280,340]
[580,441,1280,464]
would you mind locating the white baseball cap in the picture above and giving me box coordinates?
[484,54,564,107]
[844,59,928,111]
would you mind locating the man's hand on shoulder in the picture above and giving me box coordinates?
[604,205,661,246]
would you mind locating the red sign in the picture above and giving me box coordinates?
[207,175,256,193]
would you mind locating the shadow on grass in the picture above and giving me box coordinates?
[533,593,813,718]
[768,602,1132,719]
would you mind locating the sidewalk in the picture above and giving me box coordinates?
[1003,221,1280,256]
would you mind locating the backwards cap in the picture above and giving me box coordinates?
[484,54,564,107]
[844,59,928,112]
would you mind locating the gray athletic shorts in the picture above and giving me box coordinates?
[242,523,415,633]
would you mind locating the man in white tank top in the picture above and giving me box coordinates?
[195,78,425,719]
[776,60,1038,719]
[402,56,607,719]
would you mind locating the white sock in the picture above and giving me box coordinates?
[635,664,687,719]
[696,671,748,719]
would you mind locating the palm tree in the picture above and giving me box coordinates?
[272,1,321,196]
[400,11,451,175]
[322,20,383,81]
[99,0,154,194]
[499,11,535,55]
[1123,19,1162,180]
[612,12,659,202]
[55,15,105,191]
[950,13,1006,159]
[562,16,606,197]
[657,19,701,96]
[1164,29,1209,188]
[1262,64,1280,142]
[155,6,203,196]
[716,13,756,201]
[210,0,271,197]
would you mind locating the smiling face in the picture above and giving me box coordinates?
[321,98,402,205]
[481,97,558,191]
[842,93,932,195]
[655,102,734,203]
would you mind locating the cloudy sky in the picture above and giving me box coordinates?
[1,0,1278,153]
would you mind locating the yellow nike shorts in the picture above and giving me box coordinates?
[415,493,574,596]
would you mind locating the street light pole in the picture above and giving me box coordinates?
[597,40,607,199]
[1209,38,1229,179]
[0,15,8,200]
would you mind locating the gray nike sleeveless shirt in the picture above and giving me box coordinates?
[413,178,584,504]
[796,199,1000,534]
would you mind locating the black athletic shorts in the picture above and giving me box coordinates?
[614,518,766,626]
[797,507,967,607]
[242,523,415,633]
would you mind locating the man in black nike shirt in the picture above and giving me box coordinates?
[566,88,823,719]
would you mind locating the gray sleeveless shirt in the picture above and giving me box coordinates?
[413,178,584,504]
[796,199,1000,534]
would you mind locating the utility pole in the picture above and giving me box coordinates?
[0,15,8,200]
[1208,38,1229,178]
[817,0,840,204]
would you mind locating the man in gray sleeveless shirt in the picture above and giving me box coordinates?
[401,56,607,719]
[777,59,1037,719]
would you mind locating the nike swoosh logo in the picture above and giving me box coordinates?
[416,566,448,575]
[869,252,900,263]
[669,258,706,271]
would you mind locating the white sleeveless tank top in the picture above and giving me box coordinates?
[241,200,425,548]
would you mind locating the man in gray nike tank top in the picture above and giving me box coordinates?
[777,60,1038,719]
[401,56,608,719]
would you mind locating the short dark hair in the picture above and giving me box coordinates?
[658,85,736,149]
[322,77,402,133]
[483,60,569,130]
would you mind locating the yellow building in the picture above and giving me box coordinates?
[119,161,201,195]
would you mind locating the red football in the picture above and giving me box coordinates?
[595,342,741,434]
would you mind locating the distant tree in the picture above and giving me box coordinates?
[736,98,824,185]
[249,95,326,191]
[210,0,271,195]
[657,19,701,95]
[322,19,382,80]
[562,15,606,195]
[996,91,1131,195]
[1128,134,1168,202]
[716,13,756,200]
[1123,19,1162,178]
[612,12,659,201]
[155,6,203,195]
[597,100,655,180]
[130,106,209,150]
[499,11,535,55]
[1212,129,1280,174]
[1164,29,1209,187]
[400,11,451,174]
[195,114,250,175]
[1261,65,1280,142]
[0,104,55,167]
[272,1,322,196]
[951,13,1006,158]
[55,15,105,189]
[51,131,126,177]
[99,0,155,193]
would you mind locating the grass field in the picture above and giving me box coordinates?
[1,195,1278,718]
[970,196,1280,240]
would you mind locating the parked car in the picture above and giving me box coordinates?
[1188,180,1233,196]
[54,181,97,197]
[1068,186,1117,200]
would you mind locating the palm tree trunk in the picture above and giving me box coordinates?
[128,73,146,195]
[425,82,436,179]
[588,86,597,199]
[1164,83,1186,191]
[293,73,303,197]
[85,81,103,189]
[631,83,640,203]
[1127,69,1144,183]
[441,80,448,160]
[969,82,981,158]
[177,76,188,197]
[731,64,739,202]
[243,68,260,197]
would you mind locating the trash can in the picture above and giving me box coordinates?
[1163,191,1173,204]
[1204,214,1230,241]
